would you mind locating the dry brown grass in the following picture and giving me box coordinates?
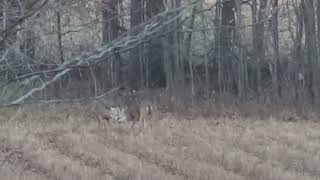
[0,103,320,180]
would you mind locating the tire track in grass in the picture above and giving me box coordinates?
[235,135,320,178]
[75,133,184,180]
[139,120,315,180]
[37,130,183,180]
[35,131,120,180]
[9,133,114,180]
[93,131,192,179]
[1,127,95,180]
[140,121,302,180]
[122,122,288,180]
[72,131,185,180]
[269,121,320,144]
[227,120,320,155]
[185,122,318,180]
[0,120,115,180]
[217,122,320,178]
[152,126,290,180]
[0,138,59,180]
[93,130,247,180]
[246,122,320,156]
[187,130,315,180]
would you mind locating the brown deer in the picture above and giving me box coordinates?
[123,90,155,128]
[92,102,127,128]
[93,89,155,129]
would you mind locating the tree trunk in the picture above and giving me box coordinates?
[146,0,165,88]
[20,0,36,59]
[271,0,281,99]
[201,0,210,98]
[253,0,267,98]
[317,0,320,59]
[221,0,235,94]
[56,1,64,64]
[234,0,247,99]
[185,1,198,103]
[302,0,318,104]
[55,0,66,90]
[292,0,304,111]
[102,0,120,88]
[2,0,8,29]
[215,0,222,93]
[129,0,143,89]
[170,0,186,101]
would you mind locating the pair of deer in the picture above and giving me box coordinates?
[94,98,153,128]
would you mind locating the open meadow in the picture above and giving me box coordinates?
[0,104,320,180]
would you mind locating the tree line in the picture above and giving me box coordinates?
[0,0,319,109]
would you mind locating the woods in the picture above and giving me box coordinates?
[0,0,320,110]
[2,1,320,179]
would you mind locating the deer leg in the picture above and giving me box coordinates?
[142,117,145,129]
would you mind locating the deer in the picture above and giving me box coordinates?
[92,105,125,128]
[124,100,153,128]
[92,89,155,129]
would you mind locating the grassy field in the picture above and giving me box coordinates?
[0,104,320,180]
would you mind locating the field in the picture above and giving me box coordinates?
[0,104,320,180]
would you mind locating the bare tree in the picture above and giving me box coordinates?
[270,0,281,99]
[302,0,318,104]
[234,0,248,99]
[145,0,165,88]
[220,0,235,93]
[317,0,320,61]
[253,0,267,98]
[2,0,320,112]
[129,0,144,89]
[102,0,121,88]
[200,0,210,98]
[56,0,64,63]
[185,0,198,103]
[291,0,304,105]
